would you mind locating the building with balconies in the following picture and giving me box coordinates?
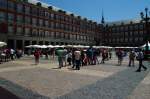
[0,0,100,49]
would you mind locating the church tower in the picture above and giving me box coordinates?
[101,10,105,24]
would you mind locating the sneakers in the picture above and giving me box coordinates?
[144,68,147,71]
[136,68,147,72]
[135,70,141,72]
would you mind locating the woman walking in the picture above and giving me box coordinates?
[34,49,40,65]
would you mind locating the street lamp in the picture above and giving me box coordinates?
[140,7,150,59]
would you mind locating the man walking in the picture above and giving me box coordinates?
[136,49,147,72]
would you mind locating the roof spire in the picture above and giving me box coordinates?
[101,9,105,24]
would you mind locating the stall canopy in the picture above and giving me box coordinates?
[140,42,150,50]
[0,41,7,47]
[25,45,41,48]
[141,42,150,47]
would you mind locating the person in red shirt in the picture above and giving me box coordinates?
[34,49,40,65]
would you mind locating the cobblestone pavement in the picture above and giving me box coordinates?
[0,56,149,99]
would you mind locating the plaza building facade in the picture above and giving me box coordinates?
[102,19,148,47]
[0,0,100,49]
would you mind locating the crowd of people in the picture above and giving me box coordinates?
[54,46,148,72]
[0,46,148,72]
[115,49,147,72]
[55,46,102,70]
[0,48,23,64]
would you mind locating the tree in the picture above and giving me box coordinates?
[77,16,81,19]
[70,14,74,17]
[37,2,42,6]
[48,6,53,10]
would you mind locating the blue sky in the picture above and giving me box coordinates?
[39,0,150,23]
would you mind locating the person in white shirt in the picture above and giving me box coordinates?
[136,49,147,72]
[74,50,81,70]
[10,49,15,60]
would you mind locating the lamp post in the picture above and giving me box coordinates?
[140,8,150,59]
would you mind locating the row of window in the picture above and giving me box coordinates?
[105,37,143,43]
[0,1,98,30]
[7,26,94,41]
[109,24,144,32]
[0,12,96,33]
[105,30,145,37]
[0,0,7,9]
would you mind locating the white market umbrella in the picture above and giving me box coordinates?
[72,45,78,48]
[73,45,84,48]
[77,45,84,48]
[115,47,124,49]
[93,46,97,48]
[141,42,150,47]
[105,46,113,49]
[93,46,105,48]
[84,46,90,48]
[53,45,61,48]
[25,45,41,48]
[47,45,54,48]
[0,41,7,47]
[40,45,48,48]
[60,45,65,48]
[65,45,73,48]
[32,45,41,48]
[25,45,33,48]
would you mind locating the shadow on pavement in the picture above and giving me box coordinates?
[0,86,20,99]
[52,67,61,69]
[0,77,50,99]
[56,67,150,99]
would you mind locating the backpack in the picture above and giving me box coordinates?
[130,52,135,58]
[117,51,122,57]
[136,52,144,60]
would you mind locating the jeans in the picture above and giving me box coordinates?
[58,57,63,68]
[75,60,81,70]
[137,59,147,71]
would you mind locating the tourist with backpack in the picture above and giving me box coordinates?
[128,50,136,67]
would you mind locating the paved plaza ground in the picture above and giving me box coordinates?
[0,55,150,99]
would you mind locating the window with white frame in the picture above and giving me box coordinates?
[32,29,37,36]
[0,0,7,8]
[139,24,143,30]
[45,12,49,17]
[8,13,14,22]
[51,32,54,38]
[17,27,22,34]
[25,6,30,14]
[0,12,5,21]
[17,15,23,24]
[32,18,37,26]
[45,20,49,27]
[17,4,23,13]
[45,31,50,37]
[125,38,128,42]
[8,25,13,34]
[61,33,64,38]
[51,22,54,29]
[50,13,54,19]
[8,1,15,10]
[25,16,31,24]
[39,19,43,26]
[25,28,30,36]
